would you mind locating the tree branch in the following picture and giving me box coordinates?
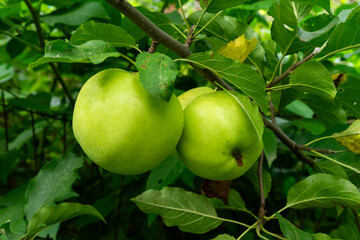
[148,40,159,53]
[267,47,322,88]
[257,152,266,227]
[263,117,315,167]
[104,0,233,91]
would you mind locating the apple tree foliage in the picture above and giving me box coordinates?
[1,0,360,239]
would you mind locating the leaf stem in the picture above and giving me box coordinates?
[268,36,296,86]
[311,150,360,174]
[237,221,258,240]
[0,29,43,53]
[261,226,286,240]
[178,0,190,30]
[193,10,223,39]
[316,43,360,62]
[193,3,210,35]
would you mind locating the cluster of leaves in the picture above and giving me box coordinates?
[1,0,360,239]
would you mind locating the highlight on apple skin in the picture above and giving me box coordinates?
[72,68,184,175]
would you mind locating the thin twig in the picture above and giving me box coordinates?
[148,40,159,53]
[1,91,9,152]
[23,0,45,49]
[114,176,125,240]
[30,110,38,171]
[298,145,335,154]
[267,47,322,88]
[268,93,277,125]
[23,0,75,106]
[185,25,195,48]
[0,29,43,53]
[263,117,315,167]
[49,63,75,106]
[257,152,266,227]
[352,209,360,233]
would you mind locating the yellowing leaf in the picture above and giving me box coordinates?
[218,35,257,63]
[333,119,360,154]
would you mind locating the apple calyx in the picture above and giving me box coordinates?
[231,148,243,167]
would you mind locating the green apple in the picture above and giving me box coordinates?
[73,69,184,175]
[178,87,215,109]
[176,91,263,181]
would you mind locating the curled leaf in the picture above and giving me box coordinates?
[333,119,360,154]
[218,35,257,62]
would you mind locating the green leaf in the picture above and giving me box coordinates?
[292,119,326,135]
[0,222,23,240]
[289,62,336,99]
[313,233,341,240]
[0,205,25,234]
[210,189,250,214]
[336,75,360,118]
[314,160,348,180]
[28,40,120,70]
[9,92,51,113]
[136,52,177,101]
[244,163,272,199]
[292,0,331,13]
[262,128,277,167]
[185,52,268,112]
[200,0,244,13]
[211,234,236,240]
[25,203,105,240]
[24,154,83,221]
[285,173,360,210]
[0,64,14,84]
[0,150,19,184]
[132,187,222,234]
[146,154,186,190]
[302,97,347,128]
[276,213,313,240]
[268,0,297,53]
[70,21,136,49]
[9,121,48,151]
[285,100,314,119]
[318,6,360,60]
[188,12,259,42]
[41,2,108,26]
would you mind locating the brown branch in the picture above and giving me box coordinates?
[185,25,196,48]
[267,50,319,88]
[257,152,266,227]
[263,117,315,167]
[49,63,75,106]
[1,91,9,152]
[268,93,277,125]
[105,0,233,91]
[148,40,159,53]
[23,0,45,49]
